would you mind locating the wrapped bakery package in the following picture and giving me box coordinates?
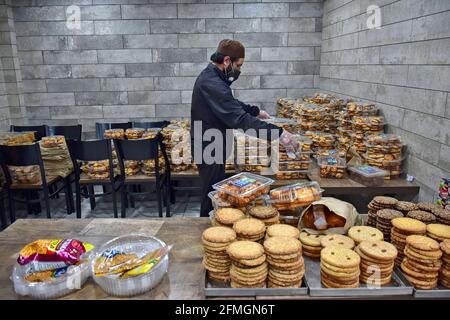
[298,197,360,235]
[12,239,94,299]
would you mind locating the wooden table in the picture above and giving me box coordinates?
[0,218,210,300]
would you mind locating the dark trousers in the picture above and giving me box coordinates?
[197,163,226,217]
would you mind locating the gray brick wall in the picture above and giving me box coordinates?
[319,0,450,202]
[11,0,323,138]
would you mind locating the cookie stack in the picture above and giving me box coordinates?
[227,241,267,288]
[432,207,450,226]
[299,231,323,258]
[213,208,245,227]
[417,202,442,214]
[355,240,397,285]
[348,226,384,245]
[406,210,436,224]
[202,226,237,282]
[375,209,403,241]
[401,235,442,290]
[266,224,300,240]
[321,234,355,249]
[248,205,280,226]
[320,246,361,288]
[439,240,450,288]
[391,217,427,266]
[426,224,450,243]
[233,218,266,242]
[264,236,304,288]
[367,196,398,227]
[395,201,418,216]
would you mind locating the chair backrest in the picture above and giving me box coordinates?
[114,137,160,161]
[68,139,112,162]
[10,125,47,141]
[47,124,82,140]
[95,122,132,139]
[0,143,46,186]
[131,121,169,129]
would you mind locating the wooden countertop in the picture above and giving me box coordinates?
[0,218,210,300]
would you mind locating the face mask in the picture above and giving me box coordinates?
[224,61,240,83]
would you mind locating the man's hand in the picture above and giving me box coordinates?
[257,110,271,119]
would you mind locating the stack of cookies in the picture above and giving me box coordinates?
[227,241,267,288]
[401,235,442,290]
[391,217,427,266]
[321,234,355,250]
[417,202,442,214]
[426,224,450,243]
[299,231,323,258]
[248,205,280,226]
[395,201,418,216]
[348,226,384,245]
[439,240,450,288]
[432,207,450,226]
[213,208,245,227]
[406,210,436,224]
[355,240,397,285]
[202,226,236,282]
[266,224,300,240]
[233,218,266,242]
[320,246,361,288]
[375,209,403,241]
[264,236,304,288]
[367,196,398,227]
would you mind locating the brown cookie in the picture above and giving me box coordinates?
[406,210,436,223]
[405,235,440,251]
[202,226,236,243]
[264,236,302,256]
[358,240,398,261]
[227,240,264,260]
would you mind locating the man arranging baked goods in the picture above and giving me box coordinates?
[191,39,298,217]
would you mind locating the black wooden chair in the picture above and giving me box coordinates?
[47,125,82,140]
[131,121,169,129]
[67,139,122,219]
[95,122,132,140]
[0,187,6,230]
[10,125,47,141]
[0,143,73,222]
[114,135,170,218]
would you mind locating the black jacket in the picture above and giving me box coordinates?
[191,63,283,163]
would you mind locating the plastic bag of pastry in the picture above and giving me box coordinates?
[17,239,95,273]
[299,197,360,235]
[269,181,322,206]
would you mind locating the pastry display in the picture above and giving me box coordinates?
[439,240,450,288]
[104,129,125,140]
[248,205,280,226]
[391,217,427,266]
[299,231,323,258]
[317,157,347,179]
[376,209,403,242]
[233,218,266,242]
[8,165,41,185]
[0,131,35,146]
[305,131,336,150]
[320,246,360,288]
[125,128,145,140]
[269,182,322,211]
[348,165,388,187]
[366,196,398,227]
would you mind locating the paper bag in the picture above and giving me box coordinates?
[298,197,361,235]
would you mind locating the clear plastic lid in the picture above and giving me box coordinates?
[363,154,404,165]
[212,172,274,198]
[348,165,388,177]
[262,117,298,125]
[365,133,403,146]
[269,181,323,203]
[317,156,347,168]
[314,149,346,158]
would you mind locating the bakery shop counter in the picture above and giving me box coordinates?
[0,218,209,300]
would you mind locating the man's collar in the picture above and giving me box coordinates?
[208,62,232,86]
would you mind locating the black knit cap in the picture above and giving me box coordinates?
[216,39,245,59]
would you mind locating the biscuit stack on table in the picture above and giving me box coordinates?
[233,218,266,242]
[227,241,267,288]
[212,208,245,227]
[439,240,450,288]
[248,205,280,226]
[391,217,427,266]
[426,224,450,243]
[299,231,323,258]
[265,224,300,240]
[320,246,361,288]
[406,210,436,224]
[367,196,398,227]
[375,209,403,242]
[202,226,237,282]
[264,236,304,288]
[348,226,384,245]
[395,201,418,216]
[355,240,397,285]
[321,234,355,250]
[432,207,450,226]
[401,235,442,290]
[417,202,442,214]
